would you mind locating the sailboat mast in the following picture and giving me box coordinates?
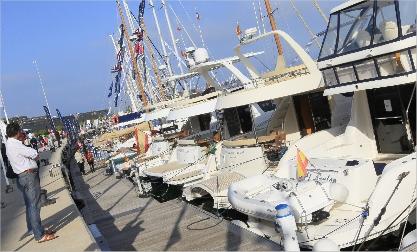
[141,20,167,101]
[264,0,284,56]
[161,0,184,75]
[115,0,148,107]
[149,0,175,97]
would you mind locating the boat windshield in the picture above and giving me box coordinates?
[319,0,416,60]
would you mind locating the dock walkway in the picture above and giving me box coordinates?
[1,146,98,251]
[73,160,282,251]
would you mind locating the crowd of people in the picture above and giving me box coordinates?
[22,130,64,152]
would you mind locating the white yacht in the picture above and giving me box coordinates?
[140,50,277,181]
[227,0,416,250]
[174,29,351,208]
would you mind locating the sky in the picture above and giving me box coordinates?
[1,0,343,118]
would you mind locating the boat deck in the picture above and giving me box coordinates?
[73,158,282,250]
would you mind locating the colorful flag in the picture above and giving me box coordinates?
[296,148,308,179]
[236,23,241,36]
[43,106,57,134]
[107,82,113,98]
[138,0,145,21]
[135,43,144,55]
[195,12,200,20]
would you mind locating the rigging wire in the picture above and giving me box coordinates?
[398,186,416,250]
[178,0,200,36]
[253,56,271,72]
[288,0,321,49]
[355,173,411,251]
[194,7,207,49]
[168,4,197,48]
[311,0,329,24]
[258,0,267,34]
[129,12,186,93]
[252,0,261,36]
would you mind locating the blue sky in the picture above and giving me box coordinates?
[1,0,343,118]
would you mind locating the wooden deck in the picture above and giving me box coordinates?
[71,159,282,251]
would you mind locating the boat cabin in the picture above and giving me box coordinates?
[318,0,416,155]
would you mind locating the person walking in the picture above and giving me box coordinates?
[85,150,95,173]
[5,122,57,243]
[75,149,85,175]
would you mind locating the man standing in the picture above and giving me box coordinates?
[5,122,57,243]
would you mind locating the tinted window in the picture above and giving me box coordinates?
[374,0,398,44]
[319,14,338,58]
[398,0,416,35]
[337,1,374,54]
[257,100,276,112]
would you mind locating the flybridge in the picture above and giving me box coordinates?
[317,0,416,95]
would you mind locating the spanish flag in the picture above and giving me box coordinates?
[296,149,309,179]
[236,22,242,36]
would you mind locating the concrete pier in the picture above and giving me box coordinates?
[1,147,99,251]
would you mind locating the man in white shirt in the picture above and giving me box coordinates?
[5,122,57,243]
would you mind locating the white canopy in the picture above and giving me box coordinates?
[167,98,217,121]
[216,72,323,110]
[216,30,324,110]
[143,108,171,121]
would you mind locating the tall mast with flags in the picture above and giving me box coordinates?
[141,20,167,101]
[109,34,140,112]
[115,0,148,108]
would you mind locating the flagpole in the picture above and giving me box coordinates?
[33,60,52,114]
[0,90,9,124]
[33,60,57,149]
